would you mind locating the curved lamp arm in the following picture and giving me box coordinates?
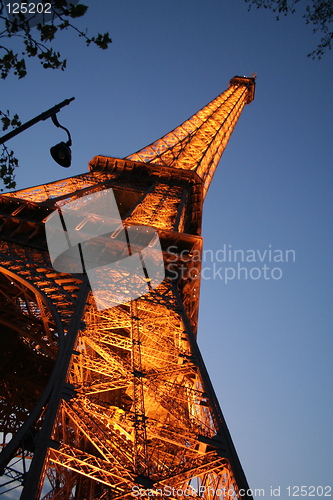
[51,113,72,147]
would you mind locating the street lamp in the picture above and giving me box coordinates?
[50,113,72,168]
[0,97,75,167]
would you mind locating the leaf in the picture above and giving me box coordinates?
[39,24,58,42]
[0,145,18,190]
[1,116,11,131]
[11,114,22,128]
[69,4,89,18]
[91,33,112,50]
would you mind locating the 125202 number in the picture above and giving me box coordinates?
[287,486,332,497]
[6,3,51,14]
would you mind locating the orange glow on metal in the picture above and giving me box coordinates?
[0,76,255,499]
[126,77,255,197]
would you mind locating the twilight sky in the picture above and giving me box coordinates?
[1,1,333,498]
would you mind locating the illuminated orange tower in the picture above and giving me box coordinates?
[0,76,255,499]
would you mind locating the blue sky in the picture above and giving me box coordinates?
[2,1,333,498]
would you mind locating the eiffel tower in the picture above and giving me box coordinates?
[0,75,255,499]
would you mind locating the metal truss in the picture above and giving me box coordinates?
[0,76,255,499]
[126,76,255,197]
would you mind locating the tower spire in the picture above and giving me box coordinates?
[126,75,255,197]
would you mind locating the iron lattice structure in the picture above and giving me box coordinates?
[0,76,255,499]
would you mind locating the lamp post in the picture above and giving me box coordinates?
[0,97,75,167]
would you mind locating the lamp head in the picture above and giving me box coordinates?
[50,141,72,168]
